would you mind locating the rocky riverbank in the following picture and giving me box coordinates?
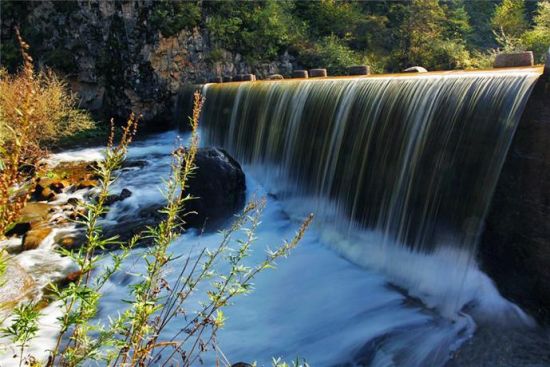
[0,161,103,319]
[0,143,248,320]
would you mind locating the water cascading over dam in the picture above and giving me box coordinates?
[196,68,542,317]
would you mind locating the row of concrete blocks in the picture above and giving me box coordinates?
[208,50,549,83]
[208,65,371,83]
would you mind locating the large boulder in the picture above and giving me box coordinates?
[184,148,246,229]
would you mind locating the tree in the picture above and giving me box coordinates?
[205,0,302,64]
[443,0,472,41]
[299,34,362,74]
[491,0,529,50]
[521,1,550,63]
[389,0,472,71]
[292,0,362,39]
[464,0,500,49]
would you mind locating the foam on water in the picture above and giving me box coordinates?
[50,131,533,366]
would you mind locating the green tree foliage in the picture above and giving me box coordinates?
[205,0,302,64]
[292,0,362,38]
[464,0,500,49]
[492,0,529,50]
[299,35,362,74]
[521,1,550,62]
[150,0,201,37]
[388,0,471,71]
[443,0,473,40]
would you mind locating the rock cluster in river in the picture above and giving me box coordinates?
[0,160,102,317]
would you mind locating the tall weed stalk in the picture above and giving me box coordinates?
[35,91,313,367]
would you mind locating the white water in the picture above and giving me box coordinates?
[42,131,534,366]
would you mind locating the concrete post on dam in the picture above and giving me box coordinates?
[291,70,309,78]
[309,68,327,77]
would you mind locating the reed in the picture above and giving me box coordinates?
[0,90,312,367]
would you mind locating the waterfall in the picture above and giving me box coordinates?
[197,69,541,318]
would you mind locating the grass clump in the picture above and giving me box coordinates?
[0,90,312,366]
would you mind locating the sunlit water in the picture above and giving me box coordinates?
[47,130,534,366]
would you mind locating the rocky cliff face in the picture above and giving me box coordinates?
[1,1,295,127]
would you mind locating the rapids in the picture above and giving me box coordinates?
[49,128,533,366]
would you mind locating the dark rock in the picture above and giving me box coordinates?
[446,325,550,367]
[309,68,327,77]
[103,203,165,243]
[239,74,256,81]
[54,230,86,249]
[403,66,428,73]
[35,178,67,199]
[222,76,233,83]
[77,180,98,190]
[183,148,246,229]
[349,65,370,75]
[292,70,308,78]
[105,188,133,206]
[480,76,550,324]
[122,160,148,169]
[494,51,534,68]
[5,222,32,237]
[67,197,81,206]
[68,208,87,221]
[40,187,56,201]
[544,47,550,82]
[119,188,132,200]
[18,163,36,176]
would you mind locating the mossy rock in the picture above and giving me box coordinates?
[17,202,52,224]
[23,227,53,251]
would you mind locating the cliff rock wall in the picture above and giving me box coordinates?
[1,1,295,127]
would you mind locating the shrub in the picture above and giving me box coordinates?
[1,89,312,366]
[206,0,303,64]
[0,30,94,237]
[0,49,93,151]
[299,35,362,75]
[150,0,202,37]
[521,1,550,63]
